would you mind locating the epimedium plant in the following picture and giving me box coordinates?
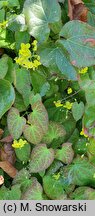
[0,0,95,200]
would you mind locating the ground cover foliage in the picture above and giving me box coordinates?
[0,0,95,200]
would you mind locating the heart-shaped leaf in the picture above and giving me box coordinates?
[72,102,84,121]
[14,67,31,107]
[71,186,95,200]
[39,43,77,80]
[59,20,95,67]
[13,168,31,192]
[43,175,67,200]
[62,157,95,187]
[15,143,31,163]
[23,94,48,144]
[42,121,66,144]
[7,185,21,200]
[55,143,74,164]
[21,177,43,200]
[29,144,54,173]
[0,79,15,119]
[23,0,61,42]
[7,107,26,139]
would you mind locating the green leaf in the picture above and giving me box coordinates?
[21,177,43,200]
[72,102,84,121]
[15,143,31,163]
[7,0,20,8]
[0,8,5,22]
[74,137,88,155]
[59,20,95,67]
[23,124,44,145]
[15,31,30,51]
[23,0,61,42]
[14,67,31,107]
[83,106,95,128]
[13,168,31,192]
[42,121,66,144]
[0,55,8,79]
[23,94,48,144]
[85,82,95,106]
[87,138,95,156]
[87,11,95,27]
[0,79,15,119]
[63,157,95,187]
[39,43,77,80]
[7,107,26,139]
[46,160,63,175]
[84,0,95,14]
[0,186,9,200]
[8,14,26,32]
[7,185,21,200]
[55,143,74,164]
[29,144,54,173]
[4,57,14,83]
[40,82,50,97]
[31,69,47,94]
[14,91,26,112]
[71,187,95,200]
[43,175,67,199]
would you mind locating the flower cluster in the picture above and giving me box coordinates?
[12,139,27,149]
[54,100,73,110]
[80,128,88,138]
[15,41,41,70]
[79,67,88,74]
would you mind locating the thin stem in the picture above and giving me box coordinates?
[61,89,81,102]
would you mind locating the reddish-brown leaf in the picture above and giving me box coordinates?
[68,0,88,22]
[0,161,18,178]
[0,143,16,164]
[0,135,13,143]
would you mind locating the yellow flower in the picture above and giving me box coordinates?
[19,49,31,58]
[80,128,88,138]
[54,100,63,108]
[79,67,88,74]
[32,59,41,70]
[53,173,60,180]
[63,101,73,110]
[0,20,8,28]
[12,139,27,149]
[32,40,37,51]
[67,87,73,94]
[21,43,30,49]
[15,41,41,70]
[15,57,25,65]
[19,43,31,58]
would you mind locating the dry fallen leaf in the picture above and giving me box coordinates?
[0,143,16,165]
[68,0,88,22]
[0,135,13,143]
[0,161,18,178]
